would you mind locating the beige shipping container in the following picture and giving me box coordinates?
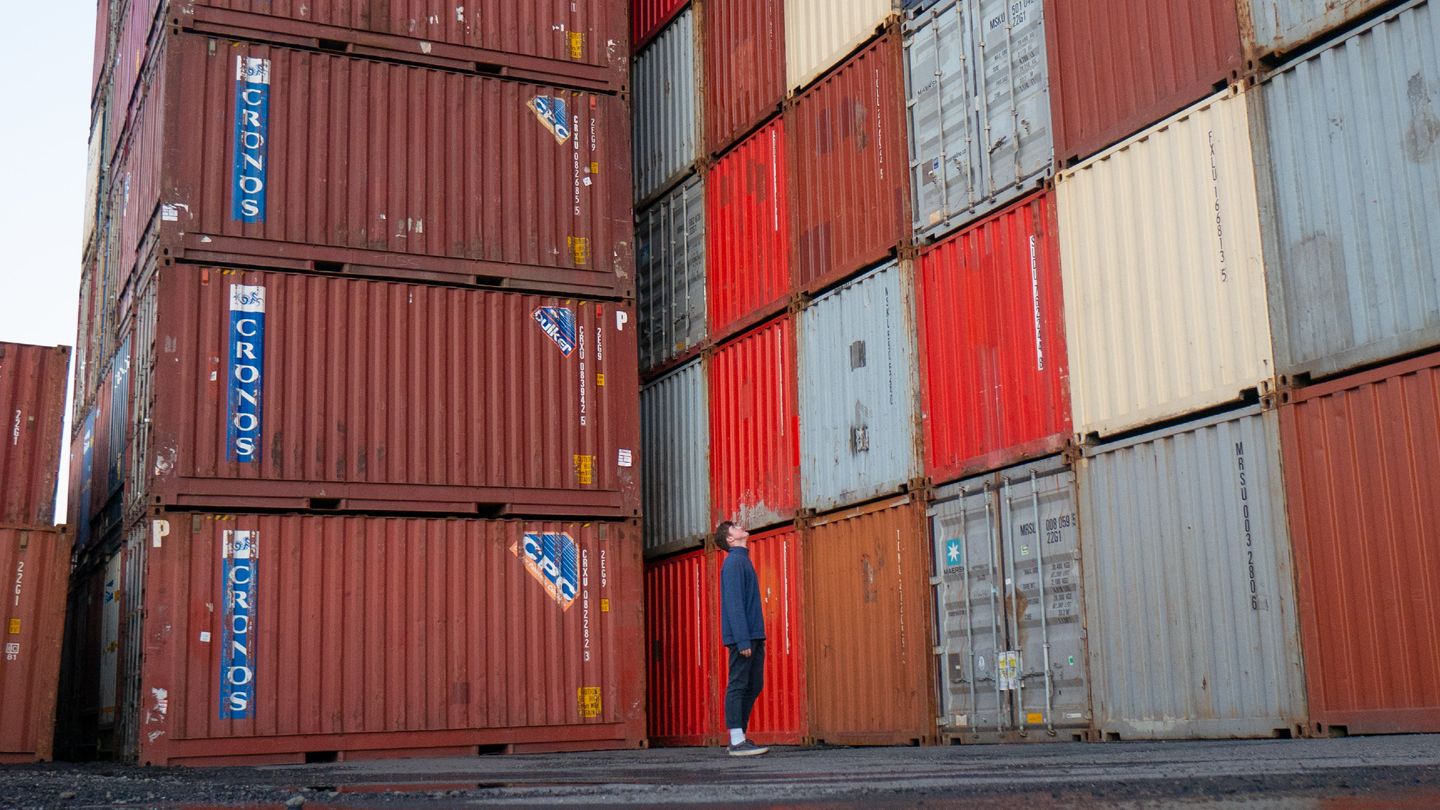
[784,0,898,92]
[1056,87,1274,440]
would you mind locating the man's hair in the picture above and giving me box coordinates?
[713,521,735,551]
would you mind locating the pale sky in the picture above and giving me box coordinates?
[0,2,97,520]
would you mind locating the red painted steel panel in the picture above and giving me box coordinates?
[141,265,639,515]
[110,31,634,298]
[706,118,791,339]
[716,526,807,745]
[106,0,156,162]
[633,0,688,51]
[803,496,934,745]
[0,344,71,527]
[916,192,1071,484]
[1279,351,1440,735]
[1045,0,1244,166]
[91,0,111,104]
[645,548,720,746]
[709,316,800,528]
[0,528,70,763]
[702,0,785,156]
[788,31,909,295]
[124,514,644,765]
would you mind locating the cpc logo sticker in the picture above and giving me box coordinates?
[514,532,580,610]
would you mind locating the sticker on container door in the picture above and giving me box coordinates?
[997,651,1020,691]
[219,530,257,720]
[527,96,573,144]
[578,686,601,718]
[227,285,266,463]
[944,538,963,569]
[514,532,580,611]
[231,56,271,223]
[533,306,577,356]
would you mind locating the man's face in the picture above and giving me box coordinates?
[729,525,750,545]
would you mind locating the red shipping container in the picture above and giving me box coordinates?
[709,316,800,529]
[1045,0,1244,166]
[1279,351,1440,735]
[0,528,70,763]
[916,192,1071,483]
[645,548,721,746]
[702,0,785,156]
[90,0,110,105]
[108,31,634,300]
[133,265,639,516]
[706,118,792,340]
[87,514,644,765]
[788,31,909,296]
[0,343,70,526]
[633,0,688,51]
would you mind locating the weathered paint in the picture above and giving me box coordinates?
[632,8,702,204]
[0,343,70,527]
[1078,407,1309,740]
[784,0,898,92]
[642,361,710,558]
[636,175,706,373]
[645,548,720,746]
[634,0,689,51]
[0,528,70,763]
[706,118,791,339]
[1279,351,1440,735]
[1241,0,1396,60]
[702,0,785,156]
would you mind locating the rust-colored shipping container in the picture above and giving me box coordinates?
[646,548,720,747]
[803,496,933,745]
[0,343,70,527]
[709,316,800,529]
[916,193,1071,484]
[706,118,792,340]
[100,513,644,765]
[108,31,633,300]
[1279,351,1440,735]
[1045,0,1244,166]
[0,527,71,763]
[633,0,689,51]
[702,0,785,156]
[129,265,639,517]
[788,31,909,294]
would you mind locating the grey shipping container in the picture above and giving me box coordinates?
[1259,0,1440,381]
[1078,406,1308,740]
[633,8,702,204]
[903,0,1052,242]
[930,456,1092,742]
[1242,0,1397,60]
[642,360,711,558]
[637,174,707,373]
[799,261,920,512]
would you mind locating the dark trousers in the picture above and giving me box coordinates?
[724,640,765,731]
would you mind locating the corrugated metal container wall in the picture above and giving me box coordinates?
[636,175,706,372]
[0,528,70,763]
[702,0,785,156]
[1044,0,1243,167]
[119,33,634,297]
[1259,0,1440,381]
[784,0,897,92]
[634,0,689,51]
[798,262,920,512]
[930,458,1092,741]
[90,0,110,102]
[804,496,933,745]
[916,193,1070,483]
[645,549,720,746]
[709,316,800,529]
[83,112,105,250]
[1079,407,1308,739]
[632,9,702,205]
[125,514,644,765]
[706,119,791,338]
[0,344,71,527]
[107,0,153,161]
[140,266,640,516]
[904,0,1053,243]
[642,361,710,558]
[1057,88,1274,440]
[1241,0,1396,60]
[789,32,910,294]
[1279,351,1440,735]
[716,526,808,744]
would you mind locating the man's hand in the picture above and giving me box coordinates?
[740,647,752,658]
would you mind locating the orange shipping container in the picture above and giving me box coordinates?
[0,527,70,763]
[0,343,70,526]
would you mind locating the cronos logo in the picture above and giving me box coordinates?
[227,285,265,463]
[232,56,271,223]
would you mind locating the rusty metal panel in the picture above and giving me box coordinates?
[636,170,706,373]
[1241,0,1397,60]
[798,261,920,512]
[642,361,710,558]
[708,316,800,529]
[645,548,720,746]
[1045,0,1243,167]
[0,343,71,527]
[1279,351,1440,735]
[138,265,639,516]
[706,117,791,339]
[0,528,71,763]
[1259,0,1440,381]
[804,495,934,745]
[1078,406,1309,740]
[789,31,910,294]
[702,0,785,156]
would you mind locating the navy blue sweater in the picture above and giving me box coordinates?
[720,547,766,648]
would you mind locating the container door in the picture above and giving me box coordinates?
[905,2,980,237]
[973,0,1050,201]
[98,551,122,730]
[116,525,148,763]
